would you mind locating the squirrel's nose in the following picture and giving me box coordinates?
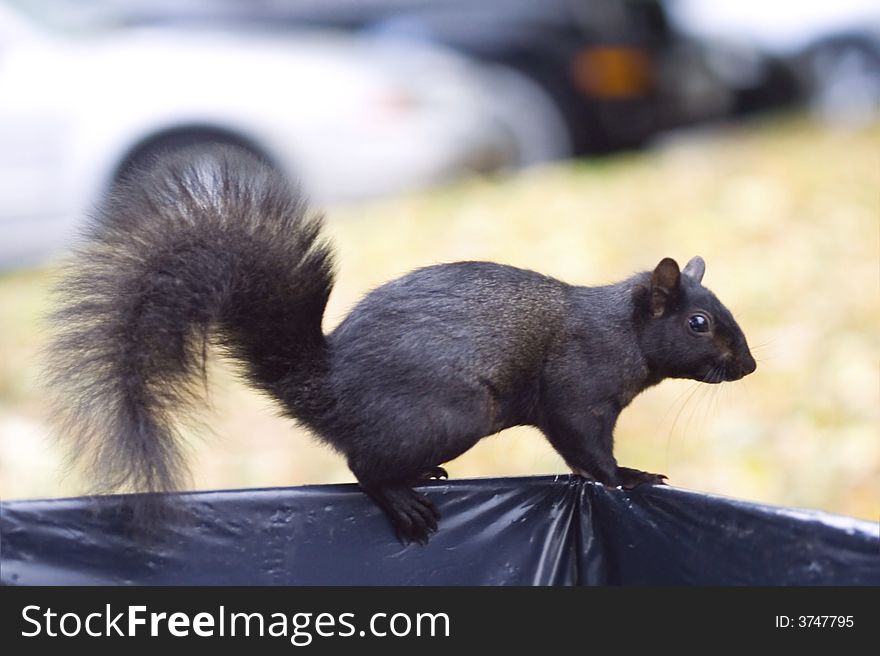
[726,351,756,381]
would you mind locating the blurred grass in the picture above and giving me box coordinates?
[1,114,877,521]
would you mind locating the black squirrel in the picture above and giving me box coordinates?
[47,146,756,544]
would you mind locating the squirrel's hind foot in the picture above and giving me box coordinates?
[616,466,668,489]
[420,466,448,480]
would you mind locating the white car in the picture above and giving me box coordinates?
[0,2,532,267]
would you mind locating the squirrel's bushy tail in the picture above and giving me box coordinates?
[45,146,334,498]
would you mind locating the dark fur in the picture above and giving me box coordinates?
[46,146,756,543]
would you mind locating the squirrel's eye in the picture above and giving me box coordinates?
[688,314,710,333]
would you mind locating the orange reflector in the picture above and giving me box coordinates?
[572,47,652,99]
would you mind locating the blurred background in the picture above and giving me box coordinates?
[0,0,877,520]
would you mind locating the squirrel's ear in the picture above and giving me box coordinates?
[650,258,680,318]
[682,256,706,283]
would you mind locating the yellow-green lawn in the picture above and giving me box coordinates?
[1,115,877,520]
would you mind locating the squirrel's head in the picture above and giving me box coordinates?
[636,256,756,383]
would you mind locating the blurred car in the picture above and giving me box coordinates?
[793,29,880,125]
[85,0,683,155]
[653,35,800,127]
[667,0,880,119]
[115,0,811,150]
[0,1,528,267]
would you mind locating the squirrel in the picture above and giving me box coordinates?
[46,145,757,544]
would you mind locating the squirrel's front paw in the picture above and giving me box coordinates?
[616,466,668,489]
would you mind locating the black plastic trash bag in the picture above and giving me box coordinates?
[1,476,877,585]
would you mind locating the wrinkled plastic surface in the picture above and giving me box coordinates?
[1,476,877,585]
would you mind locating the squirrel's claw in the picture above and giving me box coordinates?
[421,466,448,480]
